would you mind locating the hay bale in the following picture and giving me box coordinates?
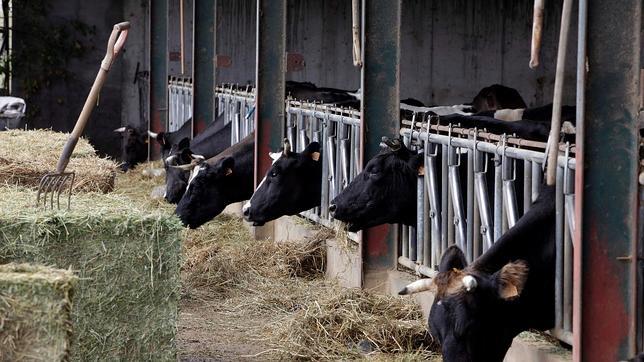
[0,263,77,362]
[0,186,183,361]
[0,129,117,193]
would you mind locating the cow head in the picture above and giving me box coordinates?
[399,246,530,362]
[114,125,147,171]
[148,130,174,159]
[162,138,193,204]
[329,137,423,232]
[175,156,236,229]
[243,139,322,226]
[471,84,526,113]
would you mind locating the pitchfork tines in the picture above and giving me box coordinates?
[36,172,75,210]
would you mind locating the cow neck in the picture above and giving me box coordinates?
[204,132,254,167]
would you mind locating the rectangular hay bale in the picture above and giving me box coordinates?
[0,129,117,193]
[0,263,77,362]
[0,187,183,361]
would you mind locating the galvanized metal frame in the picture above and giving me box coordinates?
[398,125,576,345]
[254,0,286,187]
[191,0,216,135]
[360,0,402,272]
[214,85,255,145]
[167,76,193,132]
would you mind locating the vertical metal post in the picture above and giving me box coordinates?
[575,0,641,360]
[150,0,168,159]
[192,0,216,135]
[254,0,286,187]
[360,0,401,272]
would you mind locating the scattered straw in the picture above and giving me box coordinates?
[0,263,77,362]
[0,129,117,193]
[0,186,183,361]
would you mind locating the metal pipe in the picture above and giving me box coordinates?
[494,155,503,241]
[545,0,573,185]
[466,144,475,262]
[524,160,533,213]
[426,144,442,268]
[475,171,493,250]
[555,165,565,330]
[449,165,467,250]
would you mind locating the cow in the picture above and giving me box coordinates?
[162,121,232,204]
[330,137,424,232]
[147,118,193,159]
[242,139,322,226]
[398,185,556,362]
[113,125,148,172]
[437,114,551,142]
[471,84,527,112]
[286,80,359,108]
[174,134,255,229]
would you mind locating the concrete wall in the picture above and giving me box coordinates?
[168,0,193,77]
[12,0,147,159]
[217,0,580,107]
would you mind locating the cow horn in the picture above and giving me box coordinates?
[462,275,477,292]
[170,163,197,171]
[165,155,178,166]
[147,130,159,138]
[113,127,126,133]
[190,154,206,164]
[282,138,291,156]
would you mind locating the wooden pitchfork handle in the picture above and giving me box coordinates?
[55,22,130,174]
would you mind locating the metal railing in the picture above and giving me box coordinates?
[168,76,193,132]
[285,99,361,240]
[215,84,255,145]
[398,118,575,346]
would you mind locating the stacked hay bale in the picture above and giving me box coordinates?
[0,187,183,361]
[0,263,77,361]
[0,129,117,192]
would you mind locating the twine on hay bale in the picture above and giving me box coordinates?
[0,186,183,361]
[0,129,117,193]
[0,263,77,362]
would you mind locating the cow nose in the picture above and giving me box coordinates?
[242,207,250,218]
[329,204,337,215]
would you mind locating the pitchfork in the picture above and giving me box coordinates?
[37,21,130,209]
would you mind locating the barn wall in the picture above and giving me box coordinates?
[168,0,193,77]
[218,0,581,107]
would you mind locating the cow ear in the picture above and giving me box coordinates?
[409,153,424,176]
[438,245,468,272]
[303,142,321,161]
[495,260,529,300]
[177,137,191,150]
[220,156,235,176]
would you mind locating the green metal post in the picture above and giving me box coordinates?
[576,1,641,360]
[254,0,286,187]
[150,0,168,159]
[192,0,216,135]
[360,0,401,274]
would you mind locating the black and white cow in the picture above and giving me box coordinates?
[399,185,556,362]
[330,137,424,232]
[174,134,255,229]
[113,125,148,172]
[163,121,232,204]
[148,119,193,159]
[242,139,322,226]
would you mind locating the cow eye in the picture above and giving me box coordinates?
[271,170,279,177]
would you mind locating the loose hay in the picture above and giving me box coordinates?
[0,129,117,193]
[179,216,440,360]
[0,186,183,361]
[0,263,77,362]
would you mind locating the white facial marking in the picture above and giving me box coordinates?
[186,166,205,191]
[462,275,478,292]
[246,151,285,209]
[165,155,177,165]
[493,108,525,122]
[113,127,126,133]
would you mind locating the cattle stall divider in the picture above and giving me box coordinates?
[398,121,576,346]
[167,76,193,132]
[214,84,255,146]
[285,99,361,242]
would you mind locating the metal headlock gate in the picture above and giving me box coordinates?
[285,100,361,241]
[398,118,576,346]
[215,84,255,146]
[167,76,193,132]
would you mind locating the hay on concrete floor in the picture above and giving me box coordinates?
[0,186,183,361]
[179,216,439,360]
[0,263,77,362]
[0,129,117,193]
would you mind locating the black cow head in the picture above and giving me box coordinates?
[401,246,530,362]
[163,138,192,204]
[175,156,236,229]
[114,125,148,172]
[243,139,322,226]
[149,130,174,159]
[329,137,423,232]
